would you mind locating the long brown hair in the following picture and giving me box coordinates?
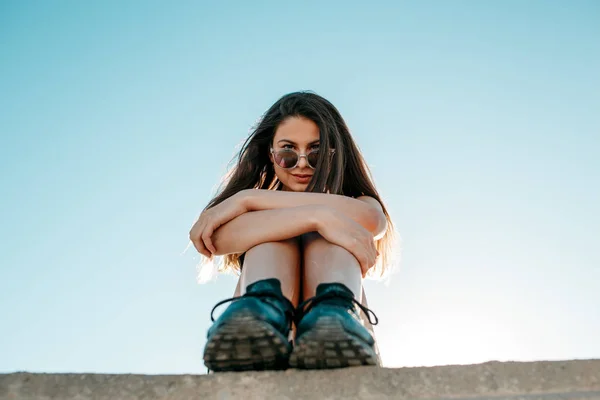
[205,91,398,277]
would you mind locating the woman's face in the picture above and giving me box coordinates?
[271,116,321,192]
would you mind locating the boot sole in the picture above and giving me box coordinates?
[289,316,379,369]
[203,311,292,372]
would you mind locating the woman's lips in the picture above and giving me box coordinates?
[292,174,312,183]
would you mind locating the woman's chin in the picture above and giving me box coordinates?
[282,181,309,192]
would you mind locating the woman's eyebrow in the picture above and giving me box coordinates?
[277,139,296,144]
[277,139,320,145]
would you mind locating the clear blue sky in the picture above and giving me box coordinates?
[1,0,598,374]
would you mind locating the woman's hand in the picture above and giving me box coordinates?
[189,192,248,257]
[315,206,379,276]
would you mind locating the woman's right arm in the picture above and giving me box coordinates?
[210,205,319,256]
[210,204,378,274]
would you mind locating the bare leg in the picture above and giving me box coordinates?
[301,232,362,301]
[237,237,302,305]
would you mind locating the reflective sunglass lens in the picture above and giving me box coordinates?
[275,151,298,168]
[307,152,319,168]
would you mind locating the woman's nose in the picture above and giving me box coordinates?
[297,154,309,168]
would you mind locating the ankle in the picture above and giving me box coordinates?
[306,279,362,301]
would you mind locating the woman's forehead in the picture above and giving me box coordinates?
[273,117,320,144]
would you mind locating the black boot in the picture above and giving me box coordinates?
[203,278,295,372]
[289,282,379,369]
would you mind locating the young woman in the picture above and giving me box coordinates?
[189,91,396,372]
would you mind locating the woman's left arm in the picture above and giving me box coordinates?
[240,189,387,238]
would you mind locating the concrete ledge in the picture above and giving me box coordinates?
[1,360,599,400]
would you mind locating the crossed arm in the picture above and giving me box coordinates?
[189,189,387,272]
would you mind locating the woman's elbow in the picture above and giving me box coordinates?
[365,206,387,237]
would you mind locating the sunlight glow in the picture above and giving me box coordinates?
[377,310,524,368]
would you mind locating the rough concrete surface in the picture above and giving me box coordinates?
[1,360,599,400]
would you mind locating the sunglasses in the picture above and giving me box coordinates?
[270,148,335,170]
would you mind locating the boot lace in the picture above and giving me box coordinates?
[295,291,379,327]
[210,292,295,324]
